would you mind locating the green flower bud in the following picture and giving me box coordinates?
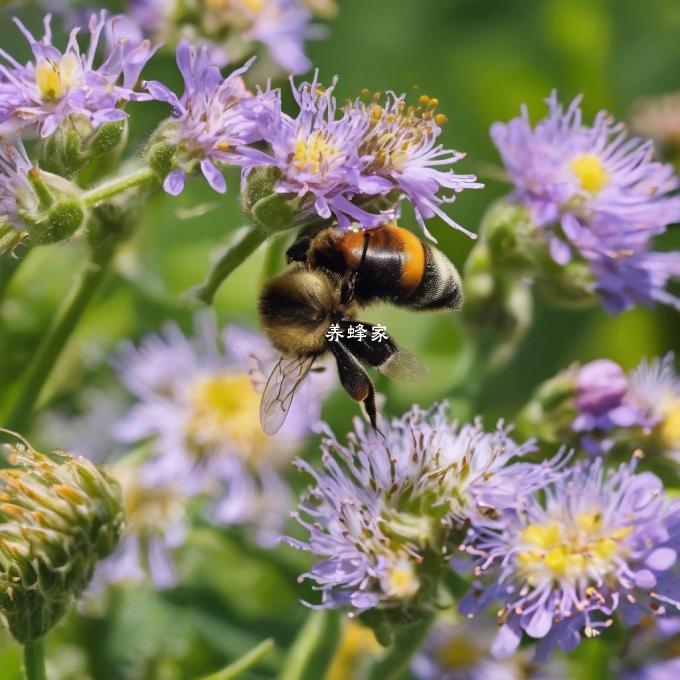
[516,365,579,443]
[240,166,280,215]
[0,436,124,643]
[38,116,128,179]
[536,258,597,309]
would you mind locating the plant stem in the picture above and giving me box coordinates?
[5,249,115,432]
[200,639,274,680]
[367,611,436,680]
[280,610,341,680]
[23,640,47,680]
[82,166,155,207]
[193,225,270,305]
[0,249,27,302]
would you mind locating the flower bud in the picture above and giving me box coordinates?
[240,167,280,215]
[145,121,180,183]
[516,365,579,443]
[0,436,124,643]
[38,115,129,179]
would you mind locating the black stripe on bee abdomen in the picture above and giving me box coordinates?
[403,245,463,311]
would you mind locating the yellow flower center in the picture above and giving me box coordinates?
[293,130,340,175]
[517,513,631,586]
[385,559,420,600]
[659,399,680,449]
[185,373,268,462]
[570,154,610,194]
[35,54,81,101]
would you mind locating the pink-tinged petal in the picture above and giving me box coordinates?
[491,624,521,659]
[200,159,226,193]
[163,169,186,196]
[646,547,677,571]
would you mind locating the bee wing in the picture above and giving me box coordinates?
[375,345,428,381]
[259,353,316,436]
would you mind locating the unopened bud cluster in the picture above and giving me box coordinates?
[0,440,124,643]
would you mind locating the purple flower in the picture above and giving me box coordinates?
[145,39,261,195]
[284,403,547,613]
[241,73,385,228]
[129,0,322,74]
[350,92,483,240]
[92,459,189,590]
[460,456,680,660]
[112,312,332,546]
[241,75,481,236]
[492,92,680,312]
[571,354,680,459]
[0,12,157,138]
[412,615,568,680]
[0,138,34,232]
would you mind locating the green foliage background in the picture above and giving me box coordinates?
[0,0,679,677]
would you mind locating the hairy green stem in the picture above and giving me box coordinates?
[5,249,115,432]
[23,640,47,680]
[200,639,274,680]
[367,611,436,680]
[280,610,341,680]
[82,166,155,207]
[193,225,270,305]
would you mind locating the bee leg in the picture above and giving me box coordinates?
[328,340,378,430]
[340,270,358,304]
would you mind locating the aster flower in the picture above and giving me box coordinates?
[349,92,483,239]
[284,403,548,613]
[626,353,680,461]
[0,12,157,139]
[491,92,680,312]
[460,456,680,660]
[128,0,324,74]
[0,138,34,234]
[112,312,332,546]
[145,39,260,195]
[412,614,568,680]
[242,75,481,235]
[92,458,189,590]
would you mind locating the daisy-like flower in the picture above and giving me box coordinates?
[128,0,324,74]
[145,39,261,195]
[460,456,680,660]
[242,75,480,235]
[93,458,189,590]
[241,73,383,228]
[0,12,157,139]
[112,312,332,546]
[412,614,568,680]
[349,92,483,240]
[626,353,680,461]
[0,138,34,233]
[284,403,548,613]
[492,92,680,312]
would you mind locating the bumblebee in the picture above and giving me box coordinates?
[258,224,463,435]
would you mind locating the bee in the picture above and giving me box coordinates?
[258,224,463,435]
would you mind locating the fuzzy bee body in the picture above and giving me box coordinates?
[258,224,463,435]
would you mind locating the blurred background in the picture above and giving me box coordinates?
[0,0,679,677]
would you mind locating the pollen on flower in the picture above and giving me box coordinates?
[659,399,680,449]
[293,130,341,174]
[569,153,610,194]
[385,559,421,600]
[35,54,81,101]
[517,513,631,586]
[185,373,267,459]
